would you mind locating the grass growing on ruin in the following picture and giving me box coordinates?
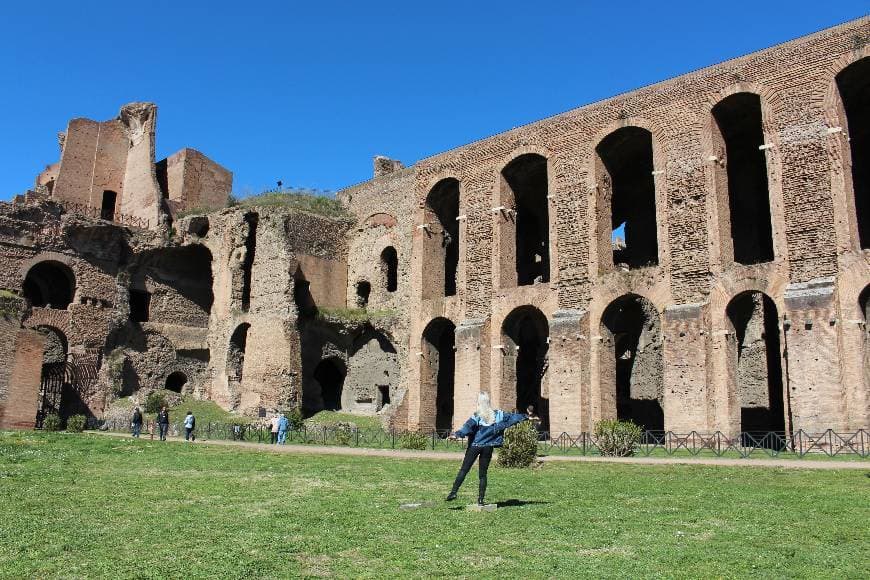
[1,432,868,579]
[304,410,384,430]
[236,190,352,219]
[316,306,398,323]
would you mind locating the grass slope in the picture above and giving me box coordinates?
[0,432,867,578]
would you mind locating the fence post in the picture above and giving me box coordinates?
[391,429,396,449]
[432,430,436,450]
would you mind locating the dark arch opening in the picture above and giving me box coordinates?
[356,280,371,308]
[502,306,549,431]
[712,93,774,264]
[837,57,870,249]
[424,178,460,297]
[315,357,346,411]
[165,371,187,393]
[381,246,398,293]
[100,190,117,221]
[596,127,658,269]
[860,285,870,322]
[227,323,250,382]
[423,318,456,431]
[502,154,549,286]
[600,294,664,431]
[23,261,75,309]
[726,291,785,435]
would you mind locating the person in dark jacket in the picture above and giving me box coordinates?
[157,406,170,441]
[446,391,528,505]
[131,406,143,438]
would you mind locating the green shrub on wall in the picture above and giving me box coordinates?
[594,419,643,457]
[497,421,539,468]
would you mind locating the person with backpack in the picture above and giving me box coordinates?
[183,411,196,442]
[446,392,528,506]
[157,406,170,441]
[131,406,143,438]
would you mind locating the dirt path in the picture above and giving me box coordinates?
[90,431,868,470]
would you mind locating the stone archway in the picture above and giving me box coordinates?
[421,318,456,432]
[502,306,549,430]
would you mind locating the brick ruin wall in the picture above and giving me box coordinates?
[0,17,867,435]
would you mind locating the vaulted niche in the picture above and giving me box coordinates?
[595,127,658,270]
[100,190,117,221]
[726,291,786,435]
[712,93,774,264]
[599,294,664,431]
[381,246,398,293]
[502,306,549,431]
[227,323,250,383]
[836,57,870,249]
[500,154,550,287]
[422,178,460,298]
[22,261,75,309]
[241,212,258,311]
[421,318,456,432]
[314,357,346,411]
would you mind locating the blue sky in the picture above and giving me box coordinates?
[0,2,866,201]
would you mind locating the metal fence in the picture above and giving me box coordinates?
[62,202,150,230]
[88,418,869,459]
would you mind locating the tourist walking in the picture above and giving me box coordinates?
[131,406,143,438]
[270,415,280,444]
[277,413,289,445]
[446,392,528,505]
[183,411,196,442]
[157,406,170,441]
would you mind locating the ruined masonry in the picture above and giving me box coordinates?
[1,18,868,436]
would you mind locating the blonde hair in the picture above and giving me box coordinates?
[475,391,496,425]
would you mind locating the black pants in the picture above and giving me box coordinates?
[450,445,494,501]
[158,423,168,441]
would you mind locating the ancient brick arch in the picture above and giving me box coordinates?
[598,294,664,431]
[421,178,460,298]
[419,317,456,432]
[501,305,550,430]
[22,260,76,310]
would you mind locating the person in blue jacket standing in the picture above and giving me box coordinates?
[446,391,528,505]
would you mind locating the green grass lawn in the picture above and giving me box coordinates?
[0,432,867,579]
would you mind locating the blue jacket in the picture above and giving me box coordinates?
[278,416,290,431]
[454,410,528,448]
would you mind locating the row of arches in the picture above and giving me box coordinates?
[419,56,870,297]
[417,282,852,434]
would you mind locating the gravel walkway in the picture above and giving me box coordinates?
[91,431,868,470]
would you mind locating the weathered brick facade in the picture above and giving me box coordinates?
[0,18,867,436]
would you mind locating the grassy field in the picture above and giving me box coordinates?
[0,432,867,579]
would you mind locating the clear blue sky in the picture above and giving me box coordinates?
[0,2,866,201]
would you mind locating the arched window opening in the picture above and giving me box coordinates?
[35,326,80,428]
[381,246,398,293]
[600,295,664,431]
[836,57,870,249]
[100,190,117,221]
[241,213,258,311]
[355,281,371,308]
[422,318,456,432]
[22,261,75,309]
[165,371,188,393]
[314,358,346,411]
[726,292,786,436]
[712,93,774,264]
[595,127,658,270]
[227,323,250,382]
[423,179,460,298]
[502,306,549,431]
[501,154,550,286]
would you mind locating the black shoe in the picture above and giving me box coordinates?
[446,491,458,501]
[477,498,485,506]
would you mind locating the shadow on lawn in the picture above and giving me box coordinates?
[447,499,550,511]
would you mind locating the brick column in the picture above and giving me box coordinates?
[547,309,587,435]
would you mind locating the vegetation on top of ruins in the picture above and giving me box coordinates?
[1,432,867,577]
[0,289,23,318]
[236,188,352,219]
[316,306,398,324]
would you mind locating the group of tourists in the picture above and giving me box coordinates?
[129,406,197,442]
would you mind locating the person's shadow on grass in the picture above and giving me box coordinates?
[447,499,550,510]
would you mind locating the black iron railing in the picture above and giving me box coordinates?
[86,418,870,459]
